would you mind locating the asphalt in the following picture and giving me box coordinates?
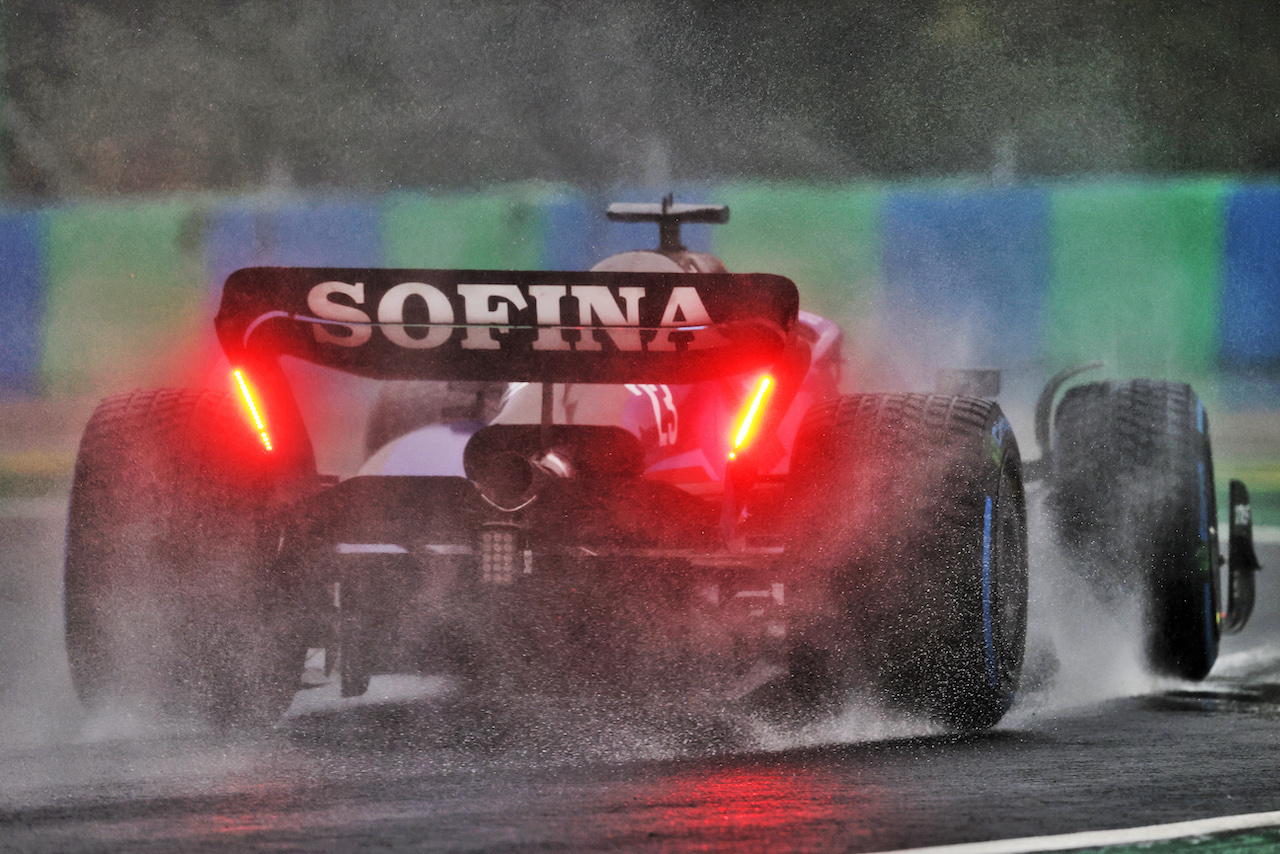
[0,394,1275,852]
[0,497,1278,852]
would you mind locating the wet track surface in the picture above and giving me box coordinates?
[1,508,1279,852]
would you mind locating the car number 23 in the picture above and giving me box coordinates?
[625,383,678,447]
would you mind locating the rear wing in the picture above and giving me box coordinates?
[216,267,800,384]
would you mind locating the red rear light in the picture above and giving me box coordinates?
[729,375,772,460]
[232,369,274,452]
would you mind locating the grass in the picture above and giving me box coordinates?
[1217,460,1280,529]
[1076,826,1280,852]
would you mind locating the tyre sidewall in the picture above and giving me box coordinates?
[65,389,307,726]
[788,395,1028,730]
[1050,381,1219,679]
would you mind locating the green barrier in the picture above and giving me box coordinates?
[1217,462,1280,528]
[42,199,209,395]
[711,184,883,384]
[1046,180,1226,381]
[711,183,882,324]
[381,188,551,270]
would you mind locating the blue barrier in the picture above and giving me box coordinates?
[1222,185,1280,366]
[538,194,596,271]
[205,199,383,302]
[881,187,1049,368]
[0,212,44,394]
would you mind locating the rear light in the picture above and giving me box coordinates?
[232,369,274,452]
[729,375,773,460]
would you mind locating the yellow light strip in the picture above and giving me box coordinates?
[233,369,274,452]
[729,375,773,460]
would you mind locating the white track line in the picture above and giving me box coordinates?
[0,497,65,519]
[873,809,1280,853]
[1253,525,1280,545]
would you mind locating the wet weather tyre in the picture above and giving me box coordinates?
[789,394,1028,731]
[64,388,306,728]
[1050,380,1219,680]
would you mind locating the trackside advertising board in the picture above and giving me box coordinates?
[216,267,800,383]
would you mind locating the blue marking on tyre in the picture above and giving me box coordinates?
[991,416,1010,445]
[1198,461,1208,543]
[1203,581,1215,660]
[982,495,996,688]
[987,416,1011,466]
[1196,398,1205,434]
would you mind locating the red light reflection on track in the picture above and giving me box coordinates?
[104,780,310,844]
[629,761,880,850]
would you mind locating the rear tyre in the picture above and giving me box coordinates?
[788,394,1028,731]
[64,389,307,728]
[1050,380,1219,680]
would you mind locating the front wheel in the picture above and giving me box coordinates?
[1050,380,1219,680]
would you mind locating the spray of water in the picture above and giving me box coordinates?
[1002,492,1165,726]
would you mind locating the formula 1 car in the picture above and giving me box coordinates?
[62,199,1263,731]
